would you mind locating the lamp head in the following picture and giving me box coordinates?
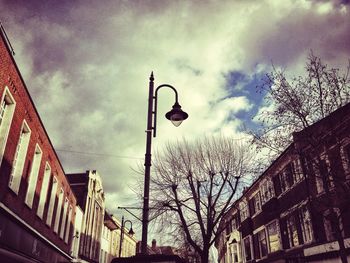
[165,102,189,127]
[128,227,135,236]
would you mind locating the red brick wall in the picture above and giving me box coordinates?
[0,31,77,255]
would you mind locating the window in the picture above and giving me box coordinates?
[240,201,249,221]
[60,198,69,239]
[231,214,239,230]
[314,159,324,194]
[243,236,252,261]
[267,220,281,252]
[249,192,261,216]
[46,177,58,226]
[9,120,31,194]
[37,163,51,218]
[340,144,350,177]
[261,179,274,204]
[64,205,73,243]
[286,214,299,247]
[231,242,239,262]
[25,144,42,208]
[255,229,268,258]
[279,164,294,193]
[323,208,344,242]
[300,206,313,244]
[314,155,334,194]
[273,175,282,196]
[54,188,64,233]
[252,192,261,215]
[292,159,303,183]
[0,87,16,166]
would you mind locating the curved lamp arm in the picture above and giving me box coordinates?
[153,84,188,137]
[123,219,135,235]
[153,84,179,138]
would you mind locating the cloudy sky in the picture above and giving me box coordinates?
[1,0,349,241]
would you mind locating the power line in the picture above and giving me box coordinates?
[55,149,143,160]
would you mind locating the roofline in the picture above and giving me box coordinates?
[294,102,350,137]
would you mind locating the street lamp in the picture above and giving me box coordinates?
[119,216,135,257]
[141,72,188,254]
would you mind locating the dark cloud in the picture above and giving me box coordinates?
[236,1,350,69]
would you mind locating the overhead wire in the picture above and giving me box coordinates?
[55,149,143,160]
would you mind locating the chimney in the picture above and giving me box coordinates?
[152,239,157,250]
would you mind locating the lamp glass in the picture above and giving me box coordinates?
[128,227,135,236]
[165,105,188,127]
[171,119,183,127]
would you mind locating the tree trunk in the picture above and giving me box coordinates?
[200,246,210,263]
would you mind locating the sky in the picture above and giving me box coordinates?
[1,0,350,242]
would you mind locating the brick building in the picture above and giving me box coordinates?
[0,25,77,262]
[217,102,350,262]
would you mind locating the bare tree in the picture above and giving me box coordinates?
[149,136,253,263]
[250,52,350,263]
[251,51,350,161]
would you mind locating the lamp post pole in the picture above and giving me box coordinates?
[119,216,134,257]
[140,72,188,254]
[141,73,154,254]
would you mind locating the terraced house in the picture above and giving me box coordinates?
[217,102,350,263]
[0,24,77,262]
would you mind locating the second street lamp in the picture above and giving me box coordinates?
[141,72,188,254]
[119,216,134,257]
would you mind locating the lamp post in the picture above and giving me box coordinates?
[141,72,188,254]
[119,216,135,257]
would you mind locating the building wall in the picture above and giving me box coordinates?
[0,26,77,261]
[71,206,84,261]
[120,233,137,258]
[217,103,350,263]
[100,225,112,263]
[77,170,105,263]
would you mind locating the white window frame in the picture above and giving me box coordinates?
[240,200,249,221]
[8,119,31,194]
[286,214,300,247]
[46,176,58,226]
[266,220,281,253]
[37,162,51,218]
[243,235,253,262]
[260,179,275,204]
[252,226,268,259]
[54,188,64,233]
[60,198,69,239]
[0,87,16,167]
[300,206,313,244]
[251,191,262,216]
[292,158,304,183]
[25,144,43,208]
[64,205,73,243]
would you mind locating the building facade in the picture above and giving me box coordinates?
[217,103,350,263]
[67,170,106,263]
[100,213,119,263]
[71,206,84,262]
[0,25,77,262]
